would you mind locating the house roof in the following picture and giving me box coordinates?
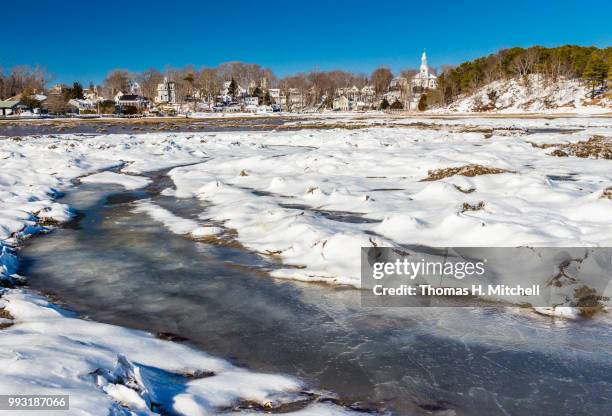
[0,100,20,109]
[118,95,141,101]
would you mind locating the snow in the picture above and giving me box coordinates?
[165,122,612,294]
[132,200,222,237]
[438,75,612,114]
[0,290,351,415]
[0,115,611,413]
[80,171,151,190]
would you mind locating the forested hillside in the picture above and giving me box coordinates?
[429,45,611,109]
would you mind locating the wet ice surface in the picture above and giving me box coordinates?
[20,180,612,416]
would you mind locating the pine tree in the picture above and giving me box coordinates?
[390,99,404,109]
[263,90,272,106]
[227,78,238,100]
[71,82,84,99]
[20,87,41,109]
[379,98,390,110]
[418,94,428,111]
[252,86,263,103]
[582,53,607,98]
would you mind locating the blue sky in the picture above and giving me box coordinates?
[2,0,610,84]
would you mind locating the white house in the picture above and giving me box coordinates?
[156,78,177,104]
[83,87,102,102]
[244,96,259,106]
[68,98,97,113]
[390,77,409,89]
[115,92,149,109]
[333,95,350,111]
[412,51,437,89]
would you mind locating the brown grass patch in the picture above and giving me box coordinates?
[551,136,612,159]
[601,187,612,199]
[531,136,612,159]
[0,307,14,330]
[422,164,512,181]
[37,217,61,226]
[461,201,485,212]
[573,285,609,317]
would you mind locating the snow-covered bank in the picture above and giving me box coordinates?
[436,75,611,114]
[133,199,222,237]
[80,171,151,190]
[0,290,354,415]
[167,121,612,295]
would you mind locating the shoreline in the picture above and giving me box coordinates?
[0,110,611,126]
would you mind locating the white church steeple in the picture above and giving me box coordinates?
[420,50,428,76]
[412,50,438,90]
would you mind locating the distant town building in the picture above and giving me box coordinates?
[268,88,282,106]
[48,84,64,96]
[156,78,177,104]
[83,87,102,102]
[412,51,437,89]
[244,96,259,106]
[333,95,350,111]
[390,77,409,89]
[115,92,149,109]
[0,100,21,116]
[68,98,97,113]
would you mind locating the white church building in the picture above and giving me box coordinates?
[412,51,437,89]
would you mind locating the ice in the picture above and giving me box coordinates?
[81,171,151,190]
[132,199,222,237]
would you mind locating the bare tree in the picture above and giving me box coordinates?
[0,65,48,99]
[104,70,130,97]
[482,55,501,84]
[511,49,538,78]
[195,67,221,104]
[136,68,164,100]
[371,67,394,95]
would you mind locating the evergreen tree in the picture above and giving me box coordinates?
[227,78,238,99]
[62,82,85,101]
[379,98,390,110]
[583,53,608,98]
[252,86,264,102]
[20,87,42,109]
[263,90,272,106]
[418,94,428,111]
[390,99,404,109]
[71,82,84,99]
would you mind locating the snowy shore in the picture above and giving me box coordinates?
[1,115,611,414]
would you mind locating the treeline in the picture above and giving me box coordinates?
[0,66,47,100]
[0,60,407,107]
[429,45,612,106]
[102,64,399,108]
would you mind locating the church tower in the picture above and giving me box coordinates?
[420,51,429,77]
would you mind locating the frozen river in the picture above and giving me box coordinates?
[20,170,612,416]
